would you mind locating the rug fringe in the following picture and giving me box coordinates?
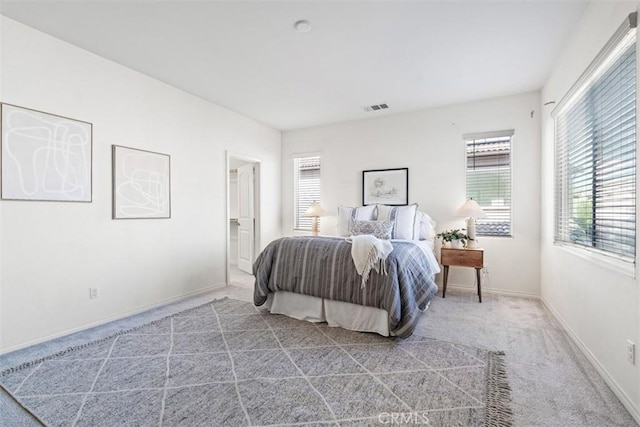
[0,297,229,377]
[485,351,514,427]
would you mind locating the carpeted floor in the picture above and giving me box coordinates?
[0,298,511,426]
[1,281,637,426]
[414,288,637,427]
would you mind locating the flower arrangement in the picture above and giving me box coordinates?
[436,229,468,246]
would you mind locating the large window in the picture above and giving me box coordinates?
[554,16,636,262]
[293,154,321,231]
[465,130,513,236]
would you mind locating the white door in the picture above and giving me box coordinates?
[237,164,255,274]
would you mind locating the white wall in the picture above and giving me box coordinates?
[541,2,640,420]
[282,92,541,296]
[0,17,282,352]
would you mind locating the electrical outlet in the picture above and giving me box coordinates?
[627,340,635,365]
[89,287,99,299]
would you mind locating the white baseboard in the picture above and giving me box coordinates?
[1,282,226,355]
[444,283,540,299]
[542,297,640,424]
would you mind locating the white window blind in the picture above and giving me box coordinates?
[554,14,636,262]
[293,155,321,231]
[465,130,513,236]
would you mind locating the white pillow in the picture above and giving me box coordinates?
[376,204,419,240]
[337,205,377,237]
[418,211,437,241]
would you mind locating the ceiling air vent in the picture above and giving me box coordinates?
[363,103,389,112]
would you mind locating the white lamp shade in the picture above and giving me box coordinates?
[454,199,487,219]
[303,201,326,217]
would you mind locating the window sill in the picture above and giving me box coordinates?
[554,242,636,278]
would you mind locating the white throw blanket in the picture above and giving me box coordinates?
[347,235,394,288]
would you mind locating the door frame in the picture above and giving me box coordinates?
[226,151,261,285]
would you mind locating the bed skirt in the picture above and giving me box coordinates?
[264,291,398,336]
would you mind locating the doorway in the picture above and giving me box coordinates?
[226,152,260,289]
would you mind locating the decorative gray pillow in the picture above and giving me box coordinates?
[349,220,394,239]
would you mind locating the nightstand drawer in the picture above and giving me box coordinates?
[441,248,483,268]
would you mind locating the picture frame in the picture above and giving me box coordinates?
[362,167,409,206]
[1,103,93,202]
[112,145,171,219]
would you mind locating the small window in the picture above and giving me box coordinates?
[554,15,636,262]
[464,130,513,236]
[293,154,321,231]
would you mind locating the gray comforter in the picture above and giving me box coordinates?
[253,236,439,337]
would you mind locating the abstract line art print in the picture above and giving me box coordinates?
[112,145,171,219]
[1,103,92,202]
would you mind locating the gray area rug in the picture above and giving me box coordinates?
[0,298,512,426]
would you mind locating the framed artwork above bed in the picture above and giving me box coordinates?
[362,167,408,206]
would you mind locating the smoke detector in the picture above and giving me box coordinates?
[294,20,312,33]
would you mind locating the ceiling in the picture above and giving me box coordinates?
[0,1,587,131]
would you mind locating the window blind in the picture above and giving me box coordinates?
[554,14,636,262]
[293,155,321,231]
[465,130,513,236]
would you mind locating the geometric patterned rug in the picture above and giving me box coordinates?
[0,298,512,426]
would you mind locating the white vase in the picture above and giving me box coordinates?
[450,239,463,249]
[443,241,451,248]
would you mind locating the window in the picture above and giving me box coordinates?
[465,130,513,236]
[554,15,636,262]
[293,154,321,231]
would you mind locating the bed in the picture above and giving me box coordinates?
[253,234,440,338]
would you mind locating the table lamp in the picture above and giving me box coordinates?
[454,199,487,249]
[304,201,326,236]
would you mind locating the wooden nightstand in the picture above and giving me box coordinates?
[440,247,484,302]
